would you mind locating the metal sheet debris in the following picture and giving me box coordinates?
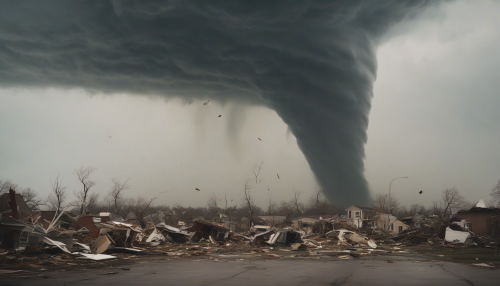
[444,227,471,244]
[76,253,118,260]
[43,237,71,253]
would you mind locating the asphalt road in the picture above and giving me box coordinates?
[1,256,498,286]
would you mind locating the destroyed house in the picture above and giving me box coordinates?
[292,217,319,228]
[267,230,302,245]
[98,221,142,247]
[390,219,409,235]
[30,211,76,229]
[0,190,32,218]
[249,229,275,244]
[292,215,338,227]
[455,206,500,236]
[345,205,380,228]
[156,223,192,243]
[399,215,424,229]
[71,216,102,238]
[186,220,229,242]
[292,216,337,234]
[0,214,45,250]
[237,215,287,231]
[346,205,378,220]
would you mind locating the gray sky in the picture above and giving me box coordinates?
[1,0,499,209]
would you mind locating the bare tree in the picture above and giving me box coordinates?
[266,198,277,215]
[20,187,44,212]
[429,201,442,216]
[74,166,97,214]
[396,206,409,218]
[48,176,67,213]
[0,180,43,211]
[243,179,254,223]
[409,204,422,216]
[109,178,130,214]
[442,187,468,218]
[86,192,101,214]
[373,193,399,214]
[0,179,18,194]
[490,179,500,207]
[308,188,330,215]
[207,193,219,217]
[291,189,303,217]
[131,193,165,228]
[222,194,232,222]
[278,201,295,224]
[253,161,264,184]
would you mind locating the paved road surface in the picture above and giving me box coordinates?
[1,257,498,286]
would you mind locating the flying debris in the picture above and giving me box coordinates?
[419,190,423,194]
[277,174,280,179]
[258,138,262,141]
[203,100,210,106]
[218,115,221,117]
[195,188,200,191]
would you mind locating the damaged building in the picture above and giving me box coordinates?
[454,200,500,236]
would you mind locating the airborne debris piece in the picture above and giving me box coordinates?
[277,173,280,179]
[258,138,262,141]
[419,190,423,194]
[218,115,221,117]
[203,100,210,105]
[196,188,200,191]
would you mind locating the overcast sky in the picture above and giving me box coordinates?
[1,0,499,209]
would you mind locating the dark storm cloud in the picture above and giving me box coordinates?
[0,0,437,206]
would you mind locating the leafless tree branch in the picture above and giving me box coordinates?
[253,161,264,184]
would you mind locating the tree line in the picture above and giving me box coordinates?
[2,168,500,227]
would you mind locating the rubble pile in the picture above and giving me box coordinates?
[1,208,390,271]
[2,191,499,273]
[390,220,448,246]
